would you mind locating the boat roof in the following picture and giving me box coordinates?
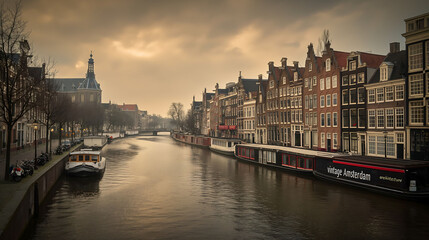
[211,138,242,142]
[70,150,101,155]
[237,143,347,158]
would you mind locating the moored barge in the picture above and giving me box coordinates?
[209,138,241,156]
[171,132,211,148]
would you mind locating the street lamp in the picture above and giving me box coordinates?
[50,128,54,155]
[383,131,388,158]
[32,120,39,160]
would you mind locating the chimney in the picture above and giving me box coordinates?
[281,58,287,68]
[293,61,299,68]
[390,42,400,53]
[307,43,314,59]
[258,74,262,81]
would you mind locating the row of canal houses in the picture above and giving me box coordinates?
[191,12,429,161]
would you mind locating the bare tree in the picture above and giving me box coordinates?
[0,1,42,180]
[184,109,198,134]
[316,29,330,56]
[167,102,184,130]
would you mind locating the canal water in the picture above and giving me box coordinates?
[27,133,429,239]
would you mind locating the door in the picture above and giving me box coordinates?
[295,132,301,146]
[327,139,331,152]
[361,135,366,156]
[397,144,404,159]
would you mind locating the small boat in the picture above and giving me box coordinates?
[171,132,211,148]
[209,138,241,156]
[65,149,106,177]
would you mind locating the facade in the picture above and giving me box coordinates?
[402,12,429,160]
[236,74,258,141]
[318,42,348,152]
[303,44,322,150]
[366,45,407,159]
[242,97,256,143]
[341,51,385,155]
[201,89,215,135]
[118,104,140,130]
[191,96,203,133]
[266,62,281,144]
[219,83,238,138]
[256,75,268,144]
[289,61,305,147]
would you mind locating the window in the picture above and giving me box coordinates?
[326,58,331,71]
[294,72,298,81]
[368,109,376,128]
[312,132,318,146]
[385,86,394,101]
[368,136,376,154]
[326,77,331,89]
[409,43,423,71]
[380,67,388,81]
[313,112,317,126]
[349,60,356,71]
[327,113,331,127]
[368,89,375,103]
[427,42,429,68]
[395,85,404,100]
[342,109,349,128]
[409,74,423,96]
[326,94,331,107]
[321,113,325,127]
[313,94,317,108]
[397,133,404,143]
[305,96,308,109]
[270,80,274,88]
[358,108,365,128]
[332,93,337,106]
[349,88,357,104]
[332,75,337,88]
[313,76,317,86]
[333,133,338,149]
[396,108,404,128]
[321,132,325,148]
[283,76,286,84]
[350,109,357,127]
[386,109,394,128]
[320,78,325,90]
[333,112,338,127]
[305,78,308,88]
[377,109,384,128]
[427,73,429,95]
[342,75,349,86]
[309,62,312,71]
[358,72,365,83]
[376,88,384,102]
[320,95,325,108]
[343,133,350,152]
[350,74,356,85]
[342,90,349,105]
[410,101,424,124]
[377,136,385,156]
[358,88,365,103]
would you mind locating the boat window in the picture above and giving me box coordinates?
[298,157,305,168]
[92,155,98,162]
[79,155,84,161]
[70,155,77,161]
[289,155,296,167]
[228,142,232,147]
[306,158,313,169]
[85,155,90,161]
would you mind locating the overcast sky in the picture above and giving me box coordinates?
[21,0,428,117]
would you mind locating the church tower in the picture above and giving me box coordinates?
[77,52,102,104]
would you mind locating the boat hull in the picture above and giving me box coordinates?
[66,164,105,177]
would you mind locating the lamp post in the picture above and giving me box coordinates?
[32,121,39,160]
[50,128,54,155]
[383,131,388,158]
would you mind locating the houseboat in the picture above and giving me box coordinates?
[65,149,106,177]
[171,132,211,148]
[84,136,107,150]
[209,138,241,156]
[314,155,429,199]
[235,143,344,174]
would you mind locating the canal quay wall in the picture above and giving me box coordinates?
[0,144,82,240]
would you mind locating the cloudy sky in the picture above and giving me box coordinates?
[21,0,427,116]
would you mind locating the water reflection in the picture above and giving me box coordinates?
[28,134,429,240]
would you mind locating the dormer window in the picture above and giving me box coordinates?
[349,61,356,71]
[380,67,388,81]
[309,62,312,72]
[326,58,331,71]
[380,62,393,82]
[294,72,298,81]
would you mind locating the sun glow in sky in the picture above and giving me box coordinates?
[22,0,428,116]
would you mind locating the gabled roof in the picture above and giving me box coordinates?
[359,52,386,69]
[241,78,259,93]
[54,78,85,92]
[333,51,349,69]
[368,50,407,84]
[119,104,138,111]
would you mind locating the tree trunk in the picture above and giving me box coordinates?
[4,125,12,181]
[45,119,49,154]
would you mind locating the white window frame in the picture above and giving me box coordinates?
[368,109,376,128]
[395,85,404,101]
[320,78,325,90]
[332,75,337,88]
[333,112,338,127]
[326,77,331,89]
[395,108,404,128]
[385,86,394,102]
[376,88,384,103]
[332,93,337,106]
[326,58,331,72]
[326,94,331,107]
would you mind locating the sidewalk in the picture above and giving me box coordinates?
[0,139,64,181]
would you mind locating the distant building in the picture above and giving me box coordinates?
[118,104,140,130]
[54,53,102,104]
